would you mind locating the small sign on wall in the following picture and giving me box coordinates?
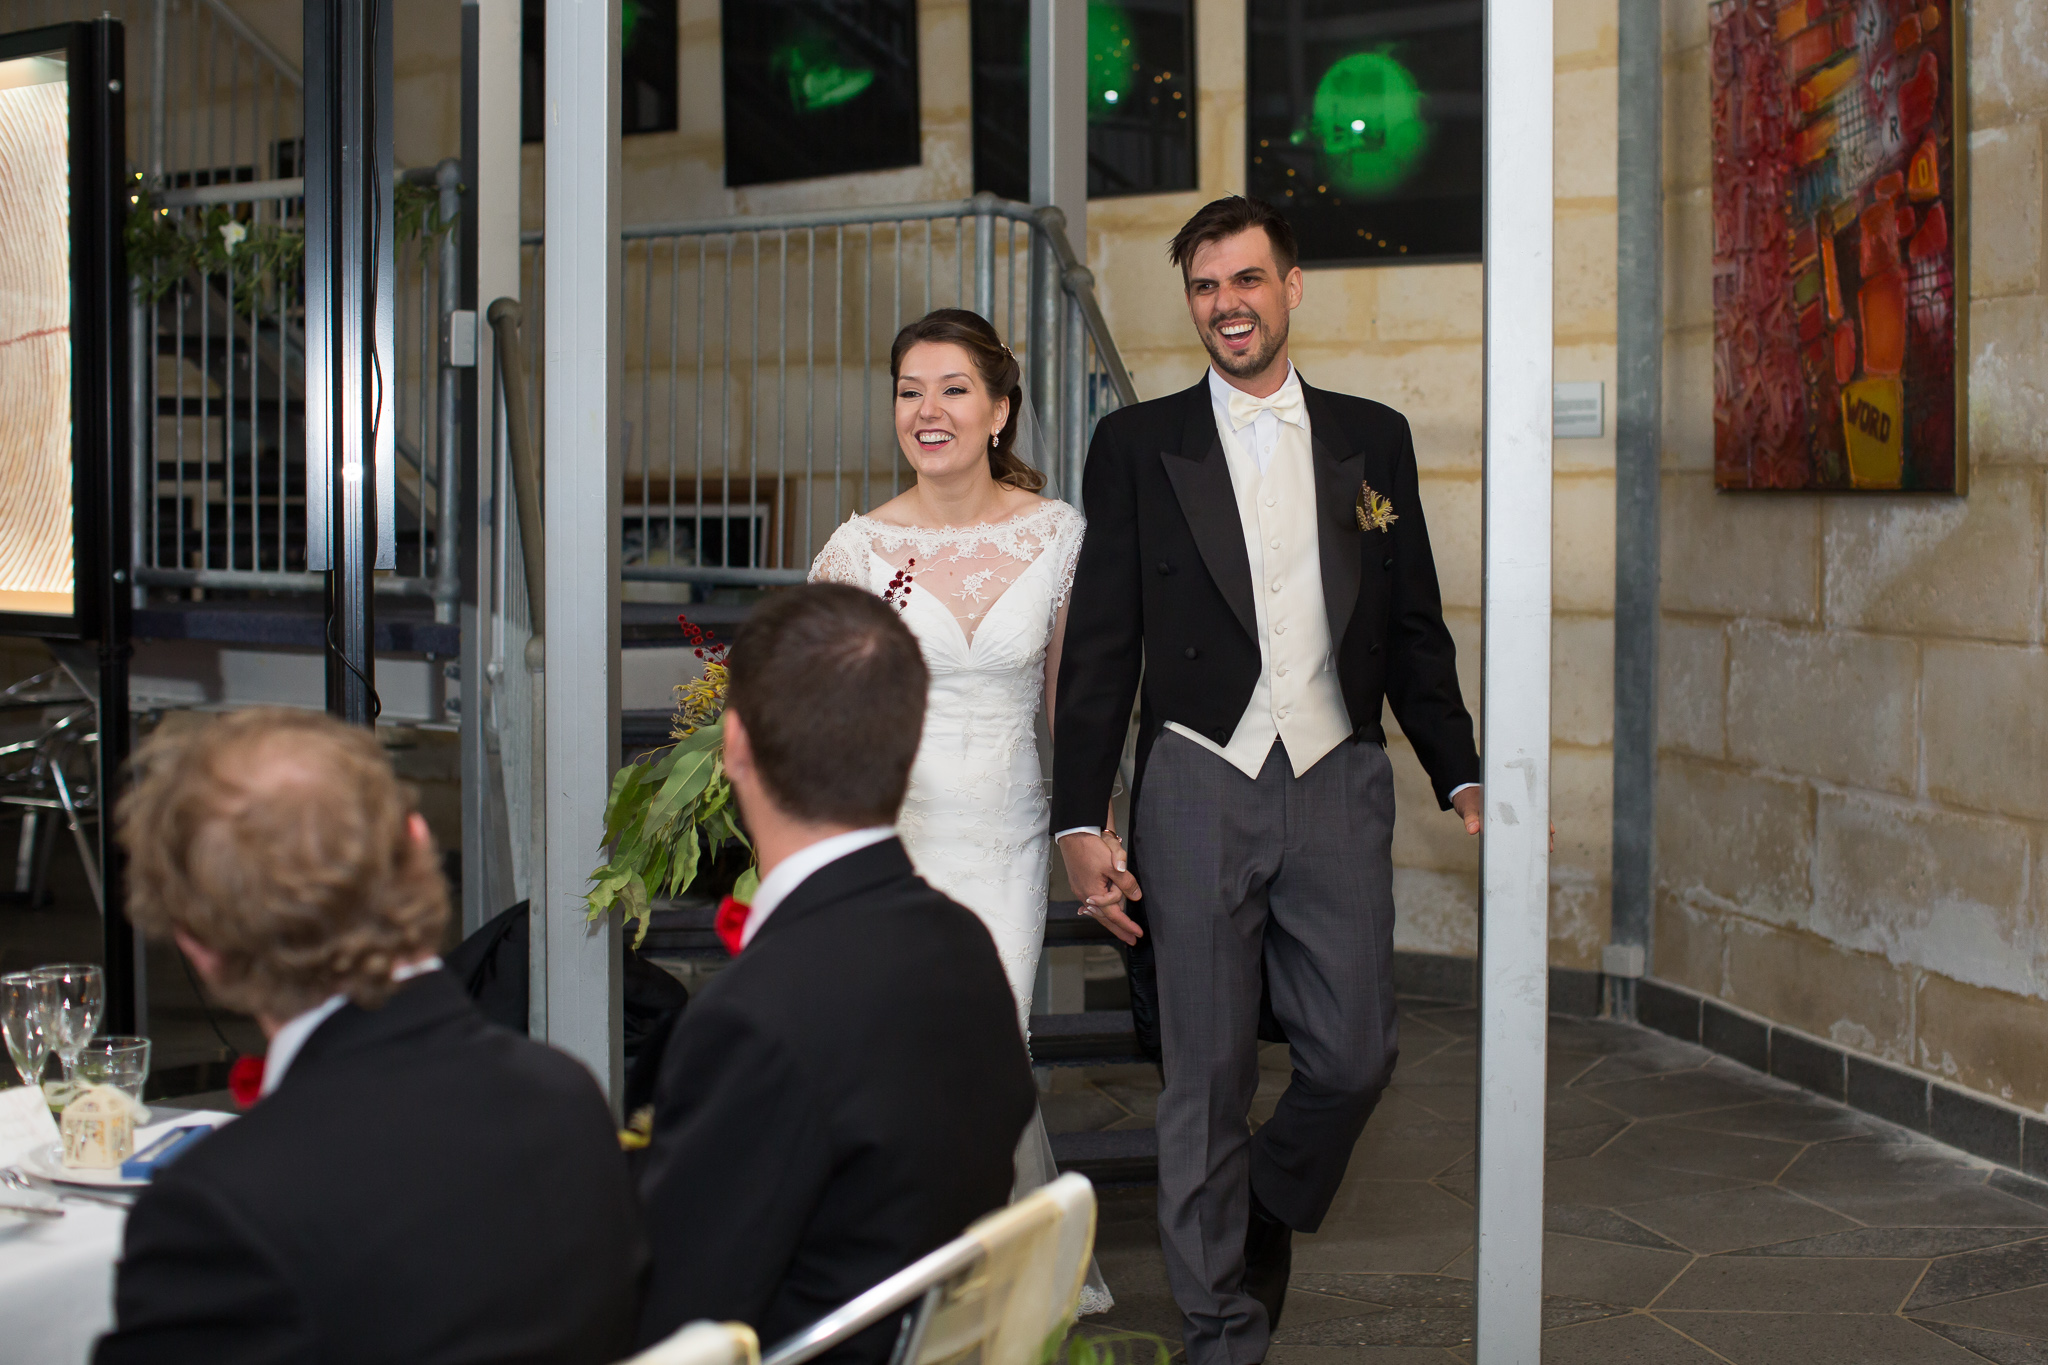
[1554,381,1604,439]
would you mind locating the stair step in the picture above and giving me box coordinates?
[1049,1127,1157,1186]
[1029,1010,1150,1067]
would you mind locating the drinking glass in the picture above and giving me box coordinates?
[31,963,103,1080]
[73,1036,151,1105]
[0,972,52,1087]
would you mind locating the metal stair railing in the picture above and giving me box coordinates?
[514,191,1138,588]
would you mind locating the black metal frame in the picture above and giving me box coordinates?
[0,23,128,644]
[303,0,394,725]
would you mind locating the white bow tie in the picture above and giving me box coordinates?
[1226,384,1306,432]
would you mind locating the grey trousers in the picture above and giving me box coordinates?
[1131,732,1400,1365]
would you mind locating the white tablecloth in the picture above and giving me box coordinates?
[0,1196,127,1365]
[0,1107,234,1365]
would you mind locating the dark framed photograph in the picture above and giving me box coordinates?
[970,0,1197,201]
[721,0,922,189]
[1246,0,1483,266]
[0,23,124,638]
[521,0,679,143]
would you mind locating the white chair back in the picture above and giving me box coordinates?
[619,1319,761,1365]
[760,1172,1099,1365]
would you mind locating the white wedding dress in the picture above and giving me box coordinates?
[810,497,1112,1314]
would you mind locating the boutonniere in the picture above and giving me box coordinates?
[1355,480,1399,534]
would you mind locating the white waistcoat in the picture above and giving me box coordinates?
[1164,378,1353,779]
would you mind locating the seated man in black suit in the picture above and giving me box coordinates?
[637,584,1036,1360]
[96,708,644,1365]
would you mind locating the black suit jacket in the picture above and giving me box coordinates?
[637,838,1035,1362]
[95,972,645,1365]
[1052,374,1479,831]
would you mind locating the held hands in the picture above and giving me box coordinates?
[1059,831,1145,946]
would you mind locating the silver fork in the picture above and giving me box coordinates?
[2,1165,127,1210]
[0,1168,66,1218]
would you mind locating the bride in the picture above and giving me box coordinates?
[809,308,1125,1313]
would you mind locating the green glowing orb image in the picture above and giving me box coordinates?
[1307,51,1429,195]
[770,30,875,115]
[1088,0,1138,123]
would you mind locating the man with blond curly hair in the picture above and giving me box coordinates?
[95,708,645,1365]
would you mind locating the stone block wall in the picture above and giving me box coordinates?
[1657,0,2048,1108]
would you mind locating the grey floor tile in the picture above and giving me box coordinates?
[1915,1283,2048,1340]
[1656,1098,1890,1145]
[1993,1171,2048,1212]
[1043,1088,1135,1134]
[1540,1233,1692,1307]
[1596,1118,1805,1182]
[1544,1204,1689,1252]
[1300,1183,1477,1274]
[1397,1082,1478,1124]
[1546,1120,1630,1162]
[1797,1182,2048,1229]
[1569,1039,1719,1085]
[1910,1239,2048,1311]
[1910,1320,2048,1364]
[1655,1311,1993,1363]
[1545,1089,1638,1130]
[1535,1312,1733,1364]
[1620,1184,1857,1253]
[1347,1125,1476,1182]
[1574,1069,1774,1120]
[1543,1152,1755,1207]
[1781,1135,1996,1192]
[1652,1253,1924,1313]
[1732,1226,2040,1259]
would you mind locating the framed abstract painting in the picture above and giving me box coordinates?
[1711,0,1965,491]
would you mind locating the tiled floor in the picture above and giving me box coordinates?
[1059,998,2048,1363]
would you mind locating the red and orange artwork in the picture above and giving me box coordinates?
[1711,0,1962,491]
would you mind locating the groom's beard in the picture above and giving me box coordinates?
[1201,308,1288,380]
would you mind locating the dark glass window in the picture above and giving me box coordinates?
[1246,0,1482,265]
[971,0,1197,202]
[720,0,922,188]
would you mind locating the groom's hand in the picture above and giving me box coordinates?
[1058,833,1144,946]
[1452,785,1483,835]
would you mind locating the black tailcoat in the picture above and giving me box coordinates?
[636,838,1035,1364]
[95,972,645,1365]
[1052,375,1480,832]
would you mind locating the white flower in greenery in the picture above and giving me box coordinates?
[219,221,248,255]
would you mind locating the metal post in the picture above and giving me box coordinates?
[972,191,996,321]
[1609,0,1665,1012]
[543,0,624,1102]
[1027,0,1086,245]
[83,19,138,1033]
[1475,0,1554,1351]
[1028,213,1064,486]
[304,0,395,725]
[463,0,524,934]
[1060,284,1086,504]
[433,157,463,626]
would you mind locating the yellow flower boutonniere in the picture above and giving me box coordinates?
[1355,481,1399,534]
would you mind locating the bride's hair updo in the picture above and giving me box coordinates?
[889,309,1046,493]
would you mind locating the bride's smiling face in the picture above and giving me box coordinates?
[894,342,1011,482]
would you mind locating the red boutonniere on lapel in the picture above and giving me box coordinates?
[1355,481,1398,534]
[714,895,753,956]
[228,1054,266,1109]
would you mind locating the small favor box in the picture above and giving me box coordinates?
[61,1084,136,1169]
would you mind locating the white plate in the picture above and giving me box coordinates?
[16,1141,148,1188]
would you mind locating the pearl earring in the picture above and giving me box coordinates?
[990,434,998,449]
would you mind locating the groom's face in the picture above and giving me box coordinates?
[1184,227,1303,385]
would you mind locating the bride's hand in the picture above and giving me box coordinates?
[1059,831,1143,945]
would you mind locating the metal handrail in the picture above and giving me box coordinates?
[486,298,544,635]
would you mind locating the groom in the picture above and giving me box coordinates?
[1054,195,1482,1365]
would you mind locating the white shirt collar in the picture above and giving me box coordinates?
[739,827,897,949]
[1207,362,1302,430]
[260,956,444,1098]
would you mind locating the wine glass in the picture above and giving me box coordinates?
[30,963,103,1080]
[0,972,53,1087]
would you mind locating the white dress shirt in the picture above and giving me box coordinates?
[737,826,897,950]
[261,956,444,1097]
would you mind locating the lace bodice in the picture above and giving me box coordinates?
[809,500,1083,645]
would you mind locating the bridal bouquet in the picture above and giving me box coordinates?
[584,616,759,947]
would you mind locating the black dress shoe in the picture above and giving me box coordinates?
[1244,1191,1293,1334]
